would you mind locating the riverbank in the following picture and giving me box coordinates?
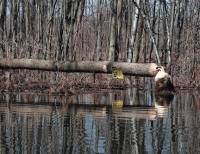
[0,69,199,95]
[0,71,132,95]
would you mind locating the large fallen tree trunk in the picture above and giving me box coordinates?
[0,58,158,77]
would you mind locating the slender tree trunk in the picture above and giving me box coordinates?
[149,0,157,62]
[94,0,103,61]
[134,1,161,65]
[135,18,143,63]
[108,0,117,61]
[0,0,7,57]
[127,0,140,63]
[164,0,176,70]
[116,0,124,61]
[176,0,186,57]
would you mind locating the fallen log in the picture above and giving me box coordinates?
[0,58,158,76]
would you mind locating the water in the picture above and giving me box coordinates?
[0,89,200,154]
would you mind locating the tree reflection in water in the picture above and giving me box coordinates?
[0,90,199,154]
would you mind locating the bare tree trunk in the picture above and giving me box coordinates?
[0,0,7,57]
[167,0,176,69]
[135,19,144,63]
[127,0,140,63]
[156,1,161,63]
[63,0,72,61]
[62,0,84,61]
[116,0,124,61]
[94,0,103,61]
[176,0,187,57]
[149,0,157,63]
[163,0,176,70]
[134,1,161,65]
[108,0,117,61]
[191,7,199,79]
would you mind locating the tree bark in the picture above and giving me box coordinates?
[163,0,175,70]
[0,58,158,77]
[133,1,161,65]
[94,0,103,61]
[108,0,118,61]
[127,0,140,63]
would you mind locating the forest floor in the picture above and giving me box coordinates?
[0,72,133,95]
[0,69,199,95]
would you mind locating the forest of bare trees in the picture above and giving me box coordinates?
[0,0,199,92]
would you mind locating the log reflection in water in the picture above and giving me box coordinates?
[0,90,200,154]
[69,104,157,120]
[0,103,67,114]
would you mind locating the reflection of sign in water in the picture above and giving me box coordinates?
[112,100,123,110]
[112,67,124,80]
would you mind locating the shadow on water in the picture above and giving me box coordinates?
[0,89,200,154]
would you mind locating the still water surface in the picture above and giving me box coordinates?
[0,89,200,154]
